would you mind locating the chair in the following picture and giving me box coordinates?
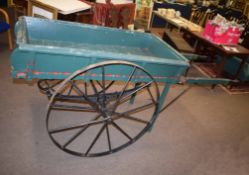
[190,8,215,27]
[9,0,27,21]
[0,8,13,50]
[191,10,205,24]
[199,10,216,27]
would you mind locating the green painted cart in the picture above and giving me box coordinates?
[11,17,230,157]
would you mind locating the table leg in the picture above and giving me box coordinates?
[150,12,154,29]
[193,39,198,50]
[217,55,247,80]
[234,56,247,80]
[165,21,169,30]
[216,54,227,77]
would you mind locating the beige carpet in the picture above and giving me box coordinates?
[0,12,249,174]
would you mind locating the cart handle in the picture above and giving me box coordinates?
[180,77,238,85]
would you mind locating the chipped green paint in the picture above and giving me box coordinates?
[11,17,189,82]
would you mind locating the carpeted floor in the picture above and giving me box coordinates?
[1,14,249,175]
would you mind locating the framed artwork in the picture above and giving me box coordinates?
[28,0,58,19]
[244,3,249,18]
[134,0,153,30]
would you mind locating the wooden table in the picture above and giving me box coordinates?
[33,0,91,15]
[150,10,203,32]
[96,0,133,4]
[150,10,249,81]
[150,11,202,54]
[183,29,249,80]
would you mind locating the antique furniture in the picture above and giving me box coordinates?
[27,0,91,19]
[183,29,249,80]
[0,8,13,49]
[152,1,192,27]
[150,10,203,32]
[11,17,231,157]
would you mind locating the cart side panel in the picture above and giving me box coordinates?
[24,17,149,47]
[18,17,188,62]
[11,49,92,80]
[11,49,35,79]
[143,63,186,83]
[11,49,187,83]
[12,17,189,83]
[145,36,189,62]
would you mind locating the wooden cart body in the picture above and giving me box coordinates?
[11,17,229,157]
[11,17,189,83]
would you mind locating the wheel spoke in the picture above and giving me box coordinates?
[114,112,149,124]
[122,102,154,115]
[146,86,156,105]
[96,80,104,89]
[106,123,112,152]
[120,81,153,104]
[67,80,75,95]
[90,80,102,104]
[69,81,84,96]
[101,66,106,107]
[50,104,96,112]
[70,82,101,112]
[48,117,106,134]
[96,80,115,93]
[111,121,132,141]
[85,123,106,155]
[90,80,99,95]
[101,66,105,94]
[62,114,102,148]
[112,66,137,112]
[84,82,88,95]
[105,81,115,90]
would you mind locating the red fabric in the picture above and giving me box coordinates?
[115,3,135,26]
[203,20,242,45]
[80,0,135,28]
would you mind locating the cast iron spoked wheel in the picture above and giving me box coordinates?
[46,60,160,157]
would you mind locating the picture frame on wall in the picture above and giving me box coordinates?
[28,0,58,19]
[134,0,154,30]
[244,2,249,18]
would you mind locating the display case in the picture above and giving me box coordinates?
[134,0,153,30]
